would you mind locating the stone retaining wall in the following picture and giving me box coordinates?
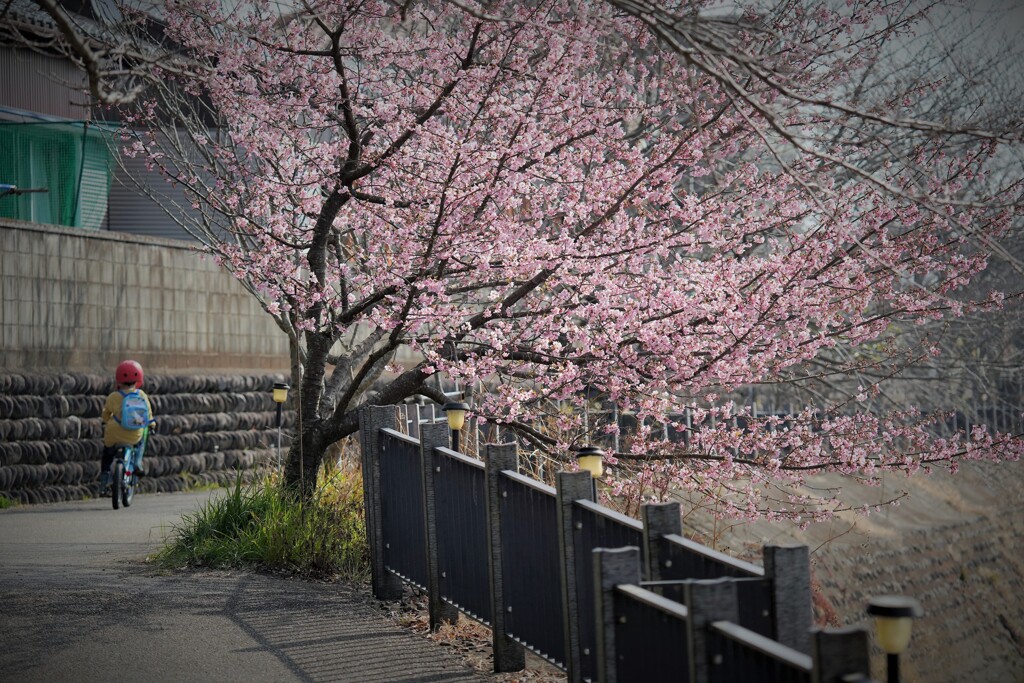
[0,372,293,504]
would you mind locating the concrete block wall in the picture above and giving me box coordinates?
[0,219,289,374]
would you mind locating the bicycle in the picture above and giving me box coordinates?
[110,432,146,510]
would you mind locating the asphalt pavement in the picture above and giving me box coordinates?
[0,490,489,683]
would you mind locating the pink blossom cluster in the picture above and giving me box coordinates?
[125,0,1022,518]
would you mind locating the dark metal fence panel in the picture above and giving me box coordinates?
[735,577,775,638]
[655,536,774,639]
[500,471,566,668]
[707,621,812,683]
[612,585,690,683]
[573,500,644,682]
[434,447,491,623]
[659,534,764,581]
[641,577,774,640]
[379,429,428,588]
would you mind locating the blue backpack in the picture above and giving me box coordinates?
[117,390,151,430]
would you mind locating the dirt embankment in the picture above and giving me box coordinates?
[690,459,1024,683]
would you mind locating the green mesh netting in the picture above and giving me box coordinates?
[0,121,115,229]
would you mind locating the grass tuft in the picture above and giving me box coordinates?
[154,465,369,582]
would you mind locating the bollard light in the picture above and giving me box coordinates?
[575,445,605,478]
[273,382,289,470]
[443,401,469,430]
[443,401,470,452]
[867,595,923,683]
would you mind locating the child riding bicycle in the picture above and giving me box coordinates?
[99,360,156,496]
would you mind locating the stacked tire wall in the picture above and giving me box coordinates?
[0,373,294,505]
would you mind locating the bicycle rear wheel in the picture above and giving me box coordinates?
[111,461,124,510]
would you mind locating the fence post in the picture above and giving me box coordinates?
[594,546,642,683]
[420,422,460,630]
[641,502,681,581]
[764,545,812,654]
[484,442,526,673]
[811,626,873,683]
[358,405,404,600]
[685,578,740,683]
[557,470,596,683]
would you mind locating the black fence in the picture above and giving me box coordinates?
[501,470,565,665]
[707,622,811,683]
[359,405,877,683]
[571,500,644,681]
[378,430,427,588]
[610,584,689,682]
[434,445,490,622]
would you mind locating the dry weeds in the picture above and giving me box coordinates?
[381,587,565,682]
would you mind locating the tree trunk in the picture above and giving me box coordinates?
[283,427,326,500]
[281,330,332,499]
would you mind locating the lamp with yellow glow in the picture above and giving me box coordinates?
[272,382,289,469]
[866,595,923,683]
[575,445,605,478]
[442,401,469,452]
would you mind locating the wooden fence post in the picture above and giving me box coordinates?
[594,546,642,683]
[685,578,740,683]
[764,545,812,654]
[358,405,404,600]
[420,422,460,630]
[641,502,681,582]
[557,470,596,683]
[812,626,873,683]
[484,442,526,673]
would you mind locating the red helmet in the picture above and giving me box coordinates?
[115,360,144,388]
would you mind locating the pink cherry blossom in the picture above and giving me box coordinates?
[111,0,1021,506]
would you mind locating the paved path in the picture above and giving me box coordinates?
[0,491,488,683]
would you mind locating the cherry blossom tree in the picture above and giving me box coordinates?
[11,0,1023,509]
